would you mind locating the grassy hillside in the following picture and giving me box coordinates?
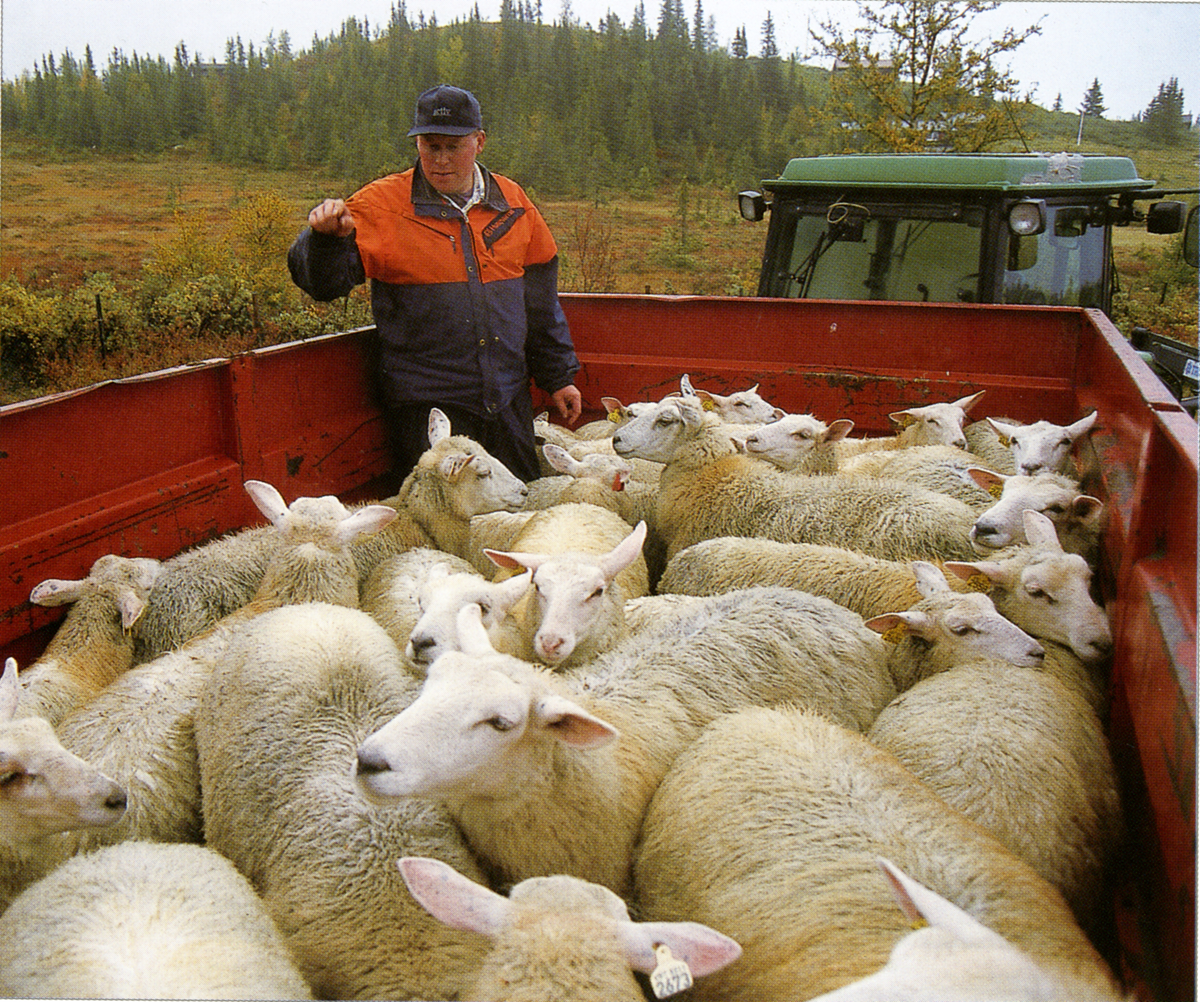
[1,127,1195,404]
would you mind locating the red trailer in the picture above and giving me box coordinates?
[1,296,1194,1000]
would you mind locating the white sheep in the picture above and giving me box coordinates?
[357,588,895,897]
[195,602,491,1001]
[524,442,634,505]
[632,705,1127,1001]
[132,408,521,662]
[612,395,980,563]
[360,545,481,656]
[970,410,1099,476]
[53,479,398,857]
[837,443,1001,508]
[866,660,1123,936]
[0,657,126,911]
[0,840,314,999]
[571,395,659,439]
[679,372,784,424]
[740,412,856,475]
[833,390,985,459]
[862,561,1046,692]
[658,510,1112,673]
[969,468,1105,564]
[403,565,532,673]
[18,553,162,725]
[399,855,742,1002]
[806,858,1133,1001]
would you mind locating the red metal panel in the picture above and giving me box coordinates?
[557,295,1083,435]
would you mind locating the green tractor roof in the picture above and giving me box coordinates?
[766,153,1157,195]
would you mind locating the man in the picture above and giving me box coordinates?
[288,83,583,484]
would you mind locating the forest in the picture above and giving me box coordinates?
[1,0,1196,403]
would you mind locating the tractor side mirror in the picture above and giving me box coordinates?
[1183,205,1199,269]
[1146,200,1187,235]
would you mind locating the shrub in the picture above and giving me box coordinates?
[0,279,67,391]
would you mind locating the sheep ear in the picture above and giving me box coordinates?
[865,611,931,640]
[336,504,398,545]
[911,561,951,597]
[542,443,578,475]
[132,558,164,592]
[456,604,497,655]
[245,480,290,526]
[876,857,999,946]
[1072,495,1104,520]
[986,417,1020,441]
[116,590,150,632]
[823,419,855,443]
[679,373,695,396]
[398,857,512,938]
[1022,510,1062,550]
[950,390,986,414]
[598,522,647,581]
[428,408,452,445]
[0,658,20,722]
[620,920,743,977]
[491,571,533,616]
[535,695,619,748]
[966,467,1007,494]
[601,396,625,416]
[943,560,1004,586]
[1068,410,1098,439]
[888,410,917,429]
[484,548,548,573]
[29,576,88,607]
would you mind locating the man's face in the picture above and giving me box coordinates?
[416,131,486,195]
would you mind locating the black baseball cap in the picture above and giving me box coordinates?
[407,84,483,137]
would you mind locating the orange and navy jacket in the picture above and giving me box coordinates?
[287,161,579,417]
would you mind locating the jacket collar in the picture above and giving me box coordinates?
[411,159,510,213]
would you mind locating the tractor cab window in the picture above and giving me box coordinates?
[1002,203,1106,307]
[768,203,984,303]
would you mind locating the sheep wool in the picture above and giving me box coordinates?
[0,841,314,999]
[195,603,491,1001]
[633,705,1126,1001]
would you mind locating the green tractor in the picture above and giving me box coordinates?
[738,151,1198,406]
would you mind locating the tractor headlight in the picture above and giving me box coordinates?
[1008,200,1047,236]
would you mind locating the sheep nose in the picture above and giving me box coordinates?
[356,746,389,777]
[105,788,128,813]
[408,636,435,662]
[1020,461,1044,476]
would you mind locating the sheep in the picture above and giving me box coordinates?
[740,412,856,475]
[403,565,532,673]
[866,660,1123,936]
[0,840,315,999]
[679,372,785,424]
[804,857,1134,1001]
[657,510,1111,672]
[360,545,481,655]
[52,479,398,858]
[837,444,1001,508]
[968,468,1105,564]
[966,410,1099,477]
[523,442,635,511]
[862,560,1046,692]
[480,520,649,668]
[833,390,985,460]
[572,396,659,439]
[399,855,743,1002]
[632,705,1127,1001]
[18,553,162,725]
[0,657,127,911]
[612,395,980,563]
[357,587,896,897]
[132,408,522,662]
[195,602,491,1001]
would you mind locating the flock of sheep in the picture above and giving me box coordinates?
[0,374,1131,1001]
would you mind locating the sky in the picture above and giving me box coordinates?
[1,0,1198,121]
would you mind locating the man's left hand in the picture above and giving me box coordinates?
[550,385,583,426]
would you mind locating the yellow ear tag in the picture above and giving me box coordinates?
[965,573,992,593]
[881,624,908,644]
[701,399,716,412]
[910,916,930,931]
[896,414,915,428]
[650,945,694,998]
[987,482,1004,499]
[607,410,622,423]
[998,434,1012,447]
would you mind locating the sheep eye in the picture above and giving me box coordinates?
[1043,504,1066,515]
[0,771,23,787]
[485,716,515,732]
[587,587,605,602]
[949,623,977,636]
[478,601,492,616]
[477,468,492,479]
